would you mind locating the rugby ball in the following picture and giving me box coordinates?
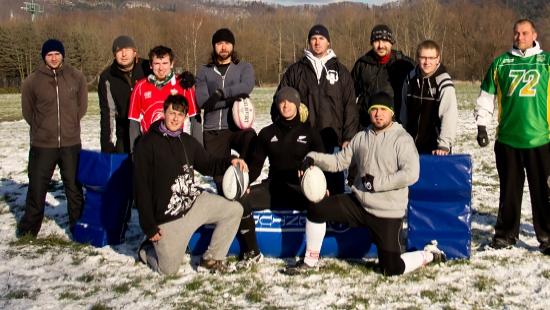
[222,163,249,200]
[300,166,327,203]
[299,103,309,123]
[232,97,255,129]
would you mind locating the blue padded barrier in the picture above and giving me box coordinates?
[189,210,378,258]
[73,150,133,247]
[406,154,472,259]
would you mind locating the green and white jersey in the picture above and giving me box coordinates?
[475,42,550,149]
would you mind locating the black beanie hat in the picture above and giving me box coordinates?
[370,24,396,45]
[41,39,65,60]
[212,28,235,47]
[275,87,301,111]
[308,24,330,43]
[112,35,136,54]
[367,92,395,115]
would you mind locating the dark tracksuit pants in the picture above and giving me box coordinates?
[494,141,550,246]
[18,144,84,236]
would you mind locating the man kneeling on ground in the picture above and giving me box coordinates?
[134,94,246,275]
[284,92,447,276]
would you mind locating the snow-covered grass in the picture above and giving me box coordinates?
[1,85,549,309]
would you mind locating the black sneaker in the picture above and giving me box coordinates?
[236,250,264,270]
[198,257,235,274]
[540,243,550,256]
[282,259,324,275]
[489,238,514,250]
[424,240,447,263]
[137,239,153,264]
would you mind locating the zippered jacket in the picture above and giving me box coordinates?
[401,64,458,153]
[307,123,419,219]
[195,61,255,131]
[22,63,88,148]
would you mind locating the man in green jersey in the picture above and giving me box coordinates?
[474,19,550,255]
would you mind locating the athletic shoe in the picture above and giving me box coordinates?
[198,257,235,274]
[137,239,153,264]
[424,240,447,263]
[488,238,514,250]
[540,243,550,256]
[282,259,324,275]
[236,250,264,270]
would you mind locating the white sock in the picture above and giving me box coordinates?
[400,250,434,274]
[304,219,326,267]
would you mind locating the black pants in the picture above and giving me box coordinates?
[239,179,309,216]
[308,193,406,276]
[494,141,550,246]
[18,144,84,236]
[203,128,257,196]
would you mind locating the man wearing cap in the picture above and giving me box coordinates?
[284,92,447,275]
[195,28,256,196]
[98,35,152,154]
[19,39,88,237]
[234,87,325,270]
[351,24,415,128]
[128,45,200,153]
[273,24,357,195]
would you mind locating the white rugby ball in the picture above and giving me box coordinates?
[222,163,249,200]
[300,166,327,203]
[232,97,255,129]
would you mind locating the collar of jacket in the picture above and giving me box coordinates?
[509,40,542,58]
[38,63,66,76]
[360,49,399,66]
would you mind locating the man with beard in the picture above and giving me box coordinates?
[283,92,447,276]
[128,45,200,153]
[351,25,415,129]
[474,19,550,254]
[272,24,357,195]
[19,39,88,237]
[99,35,152,154]
[400,40,458,155]
[195,28,256,196]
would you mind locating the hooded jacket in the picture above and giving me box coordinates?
[98,58,151,153]
[351,50,415,127]
[22,63,88,148]
[133,120,236,239]
[195,61,255,131]
[401,64,458,153]
[307,123,419,219]
[272,50,358,149]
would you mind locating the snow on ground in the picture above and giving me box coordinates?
[0,87,549,309]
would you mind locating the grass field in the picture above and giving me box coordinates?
[2,84,549,310]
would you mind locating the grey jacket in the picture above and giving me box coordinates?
[195,61,255,131]
[307,123,419,218]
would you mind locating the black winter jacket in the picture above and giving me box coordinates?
[272,56,358,149]
[351,50,415,128]
[133,120,235,239]
[98,58,151,153]
[246,116,325,184]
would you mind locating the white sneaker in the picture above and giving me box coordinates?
[424,240,447,263]
[236,250,264,270]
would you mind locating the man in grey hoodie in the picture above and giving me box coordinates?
[284,92,446,276]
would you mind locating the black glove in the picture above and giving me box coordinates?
[477,126,489,147]
[362,173,375,191]
[300,156,315,173]
[177,71,195,89]
[203,89,223,114]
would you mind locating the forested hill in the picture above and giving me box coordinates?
[3,0,548,19]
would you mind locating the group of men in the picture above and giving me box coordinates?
[18,18,550,276]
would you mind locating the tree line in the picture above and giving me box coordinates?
[0,0,548,89]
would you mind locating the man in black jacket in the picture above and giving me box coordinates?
[351,25,415,129]
[235,87,325,269]
[99,35,151,154]
[272,25,358,195]
[134,94,246,275]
